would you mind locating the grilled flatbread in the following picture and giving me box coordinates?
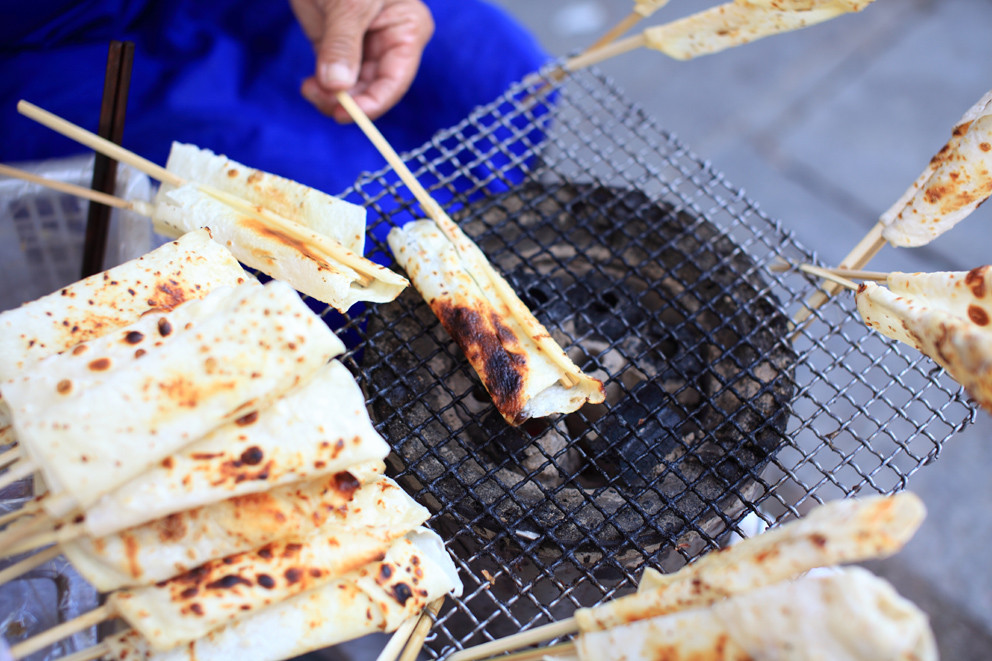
[881,90,992,247]
[106,528,461,656]
[159,143,367,252]
[643,0,876,60]
[154,144,408,312]
[576,568,936,661]
[388,220,604,425]
[74,358,386,537]
[856,268,992,413]
[5,280,343,511]
[0,228,247,382]
[63,468,414,591]
[576,492,924,631]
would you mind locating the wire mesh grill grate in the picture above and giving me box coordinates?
[325,65,975,656]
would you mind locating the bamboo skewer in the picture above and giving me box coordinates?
[15,101,387,288]
[495,641,578,661]
[563,33,648,72]
[58,642,110,661]
[0,545,60,585]
[0,502,39,528]
[0,459,37,492]
[335,91,582,389]
[447,619,578,661]
[397,598,444,661]
[793,222,886,324]
[10,604,113,659]
[0,510,52,554]
[3,519,84,558]
[0,164,153,216]
[375,617,420,661]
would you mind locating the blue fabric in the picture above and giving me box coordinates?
[0,0,550,198]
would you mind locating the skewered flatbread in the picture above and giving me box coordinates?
[575,492,924,631]
[575,567,936,661]
[159,143,367,252]
[0,229,248,445]
[75,358,389,537]
[643,0,876,60]
[388,220,604,425]
[0,228,247,381]
[881,90,992,247]
[856,267,992,413]
[154,144,408,312]
[4,280,343,512]
[63,468,414,591]
[105,528,461,656]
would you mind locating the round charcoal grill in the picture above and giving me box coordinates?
[365,181,795,565]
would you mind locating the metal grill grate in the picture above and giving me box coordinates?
[324,65,975,656]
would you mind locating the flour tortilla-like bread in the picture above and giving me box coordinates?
[110,522,460,659]
[388,220,604,425]
[64,468,411,591]
[0,228,247,382]
[77,358,387,538]
[576,568,936,661]
[160,143,367,253]
[576,492,924,631]
[154,143,408,312]
[107,528,462,656]
[643,0,875,60]
[5,280,343,512]
[881,90,992,247]
[856,272,992,413]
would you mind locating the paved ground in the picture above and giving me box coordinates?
[489,0,992,658]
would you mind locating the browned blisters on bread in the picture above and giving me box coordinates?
[180,587,198,600]
[235,410,259,426]
[206,574,253,590]
[189,603,204,616]
[134,348,146,359]
[157,317,173,337]
[391,582,413,606]
[285,568,303,584]
[89,357,111,371]
[124,330,145,345]
[968,304,989,326]
[56,379,72,395]
[966,266,989,298]
[333,471,361,499]
[123,533,142,579]
[161,456,174,469]
[158,513,188,543]
[809,533,828,548]
[240,218,327,270]
[433,300,528,424]
[72,344,88,356]
[257,574,275,589]
[239,446,264,465]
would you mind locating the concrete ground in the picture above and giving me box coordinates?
[488,0,992,658]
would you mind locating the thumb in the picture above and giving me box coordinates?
[313,2,379,90]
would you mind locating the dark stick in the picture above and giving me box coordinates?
[80,40,134,278]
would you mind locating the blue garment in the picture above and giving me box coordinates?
[0,0,549,197]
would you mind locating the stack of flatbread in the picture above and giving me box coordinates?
[451,493,936,661]
[0,230,461,660]
[856,267,992,414]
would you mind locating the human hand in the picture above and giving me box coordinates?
[291,0,434,122]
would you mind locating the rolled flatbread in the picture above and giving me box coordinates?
[4,280,343,511]
[881,90,992,247]
[576,492,924,631]
[75,358,389,537]
[107,528,461,655]
[63,468,415,591]
[159,143,367,252]
[643,0,875,60]
[856,269,992,413]
[388,220,604,425]
[576,568,936,661]
[154,144,408,312]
